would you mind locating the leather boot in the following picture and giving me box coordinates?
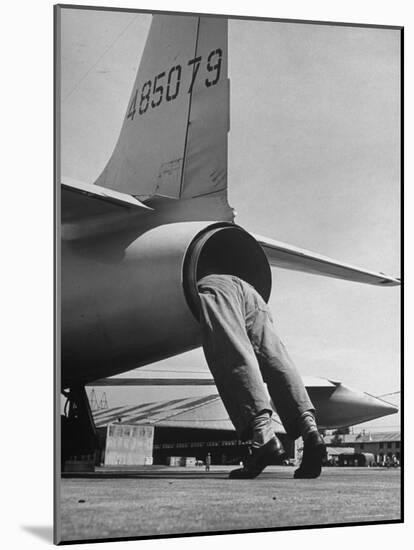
[229,436,285,479]
[294,431,326,479]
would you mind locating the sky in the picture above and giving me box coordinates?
[59,9,401,431]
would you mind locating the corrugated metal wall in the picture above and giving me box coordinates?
[104,424,154,465]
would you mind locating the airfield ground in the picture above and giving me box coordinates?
[59,466,401,543]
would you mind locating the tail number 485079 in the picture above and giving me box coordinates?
[126,48,223,121]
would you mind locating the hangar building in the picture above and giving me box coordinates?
[92,394,295,466]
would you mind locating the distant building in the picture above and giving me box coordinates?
[323,432,401,465]
[325,446,355,464]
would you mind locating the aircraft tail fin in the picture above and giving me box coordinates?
[95,14,229,203]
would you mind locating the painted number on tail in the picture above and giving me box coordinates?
[126,49,223,121]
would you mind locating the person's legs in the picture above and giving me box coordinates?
[241,281,325,478]
[244,290,314,439]
[198,275,272,438]
[198,275,285,478]
[250,410,274,448]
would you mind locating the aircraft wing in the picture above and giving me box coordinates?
[86,376,397,429]
[254,233,400,286]
[87,377,215,386]
[87,376,336,388]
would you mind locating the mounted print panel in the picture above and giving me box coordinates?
[55,5,402,545]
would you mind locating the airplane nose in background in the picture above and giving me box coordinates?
[315,382,399,429]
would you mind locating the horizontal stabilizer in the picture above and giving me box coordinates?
[61,178,152,240]
[254,233,400,286]
[62,178,151,218]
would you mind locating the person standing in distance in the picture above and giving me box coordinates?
[205,452,211,472]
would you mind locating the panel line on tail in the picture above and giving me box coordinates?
[179,16,201,198]
[189,186,228,199]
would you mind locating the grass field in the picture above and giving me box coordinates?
[59,466,401,543]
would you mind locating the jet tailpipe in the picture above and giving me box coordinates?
[61,221,271,387]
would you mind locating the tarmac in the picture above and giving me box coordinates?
[59,466,401,543]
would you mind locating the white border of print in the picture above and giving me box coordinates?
[2,1,409,549]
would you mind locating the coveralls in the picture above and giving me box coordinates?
[197,274,314,440]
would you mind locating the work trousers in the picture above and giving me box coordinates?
[197,274,314,439]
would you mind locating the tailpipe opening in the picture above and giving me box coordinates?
[183,223,272,319]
